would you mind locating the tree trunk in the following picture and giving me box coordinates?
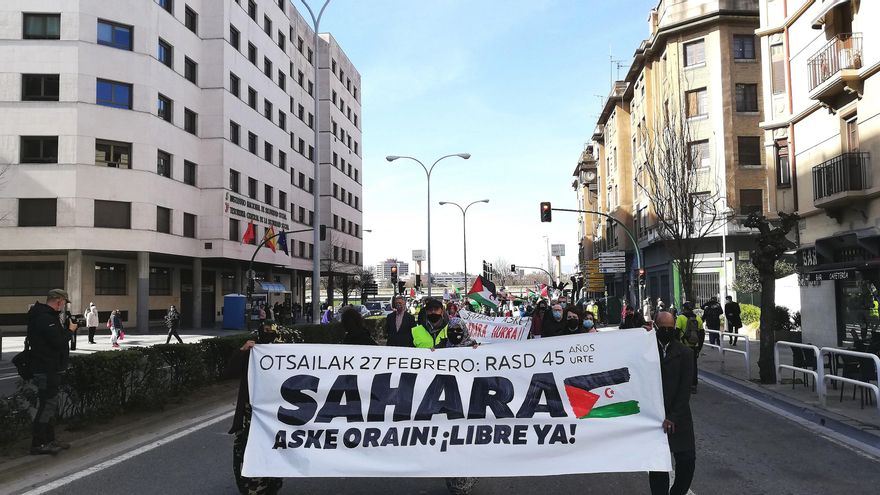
[758,271,777,383]
[326,274,335,307]
[341,276,349,306]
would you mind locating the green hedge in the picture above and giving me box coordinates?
[741,303,761,326]
[0,323,352,446]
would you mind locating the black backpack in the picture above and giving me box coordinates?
[684,317,701,346]
[12,338,34,380]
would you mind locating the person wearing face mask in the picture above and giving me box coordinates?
[530,300,548,339]
[563,307,583,335]
[412,298,450,348]
[620,306,646,329]
[385,295,416,347]
[541,302,567,338]
[582,311,598,333]
[648,311,695,495]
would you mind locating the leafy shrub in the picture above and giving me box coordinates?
[772,305,793,333]
[741,304,761,326]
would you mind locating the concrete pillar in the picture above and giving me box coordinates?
[66,250,83,312]
[137,251,149,333]
[193,258,203,329]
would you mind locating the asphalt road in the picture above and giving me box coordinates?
[27,383,880,495]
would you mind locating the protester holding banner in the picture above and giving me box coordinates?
[530,300,547,338]
[223,323,284,495]
[563,307,583,335]
[341,307,377,346]
[582,310,598,333]
[649,311,696,495]
[385,295,416,347]
[541,302,567,338]
[411,298,449,348]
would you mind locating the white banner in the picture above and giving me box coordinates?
[457,309,531,343]
[243,330,671,478]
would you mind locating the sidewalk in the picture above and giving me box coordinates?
[696,336,880,441]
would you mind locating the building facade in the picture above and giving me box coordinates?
[374,259,409,281]
[0,0,363,329]
[583,0,769,308]
[758,0,879,347]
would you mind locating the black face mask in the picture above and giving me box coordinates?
[258,330,278,344]
[656,327,677,345]
[566,319,579,330]
[449,329,464,345]
[426,313,443,325]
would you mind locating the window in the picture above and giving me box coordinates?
[248,132,257,154]
[307,47,313,64]
[297,70,304,86]
[157,150,172,178]
[248,42,257,64]
[184,160,196,186]
[770,44,785,95]
[332,59,337,73]
[308,178,314,193]
[95,139,131,168]
[264,184,273,205]
[157,206,171,233]
[733,35,755,60]
[95,262,127,296]
[683,39,704,66]
[184,6,198,33]
[230,72,240,97]
[298,241,306,257]
[158,0,174,14]
[157,94,173,122]
[279,111,287,130]
[278,150,286,170]
[689,140,710,169]
[229,169,240,193]
[308,113,314,128]
[230,121,240,144]
[158,39,173,68]
[264,142,273,162]
[229,218,240,242]
[278,30,286,50]
[94,200,131,229]
[263,15,272,35]
[264,56,272,77]
[248,177,258,199]
[739,189,763,216]
[297,103,305,120]
[230,25,240,50]
[184,108,197,135]
[149,267,172,295]
[248,87,258,109]
[333,214,338,229]
[18,198,56,227]
[264,99,273,120]
[279,191,287,211]
[184,57,198,84]
[298,172,305,188]
[22,74,59,101]
[735,84,758,112]
[737,136,762,166]
[776,139,790,187]
[333,183,338,198]
[307,80,313,96]
[278,70,286,90]
[297,37,304,53]
[248,0,257,20]
[308,145,314,162]
[0,261,64,296]
[20,136,58,163]
[183,213,196,238]
[97,20,132,50]
[298,206,305,222]
[354,169,358,182]
[685,88,708,118]
[23,13,60,40]
[96,79,132,109]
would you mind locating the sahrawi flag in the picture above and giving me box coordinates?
[467,275,498,308]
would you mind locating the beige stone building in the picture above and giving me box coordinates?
[758,0,880,347]
[580,0,770,313]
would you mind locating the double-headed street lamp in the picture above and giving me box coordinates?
[386,153,471,296]
[439,199,489,292]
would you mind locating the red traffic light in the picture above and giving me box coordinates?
[540,202,552,222]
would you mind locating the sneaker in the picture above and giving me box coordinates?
[51,440,71,450]
[30,444,62,455]
[112,343,120,348]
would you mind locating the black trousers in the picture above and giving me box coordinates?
[32,373,61,447]
[69,328,77,350]
[166,325,183,344]
[649,450,696,495]
[87,326,96,343]
[708,326,720,346]
[691,347,700,386]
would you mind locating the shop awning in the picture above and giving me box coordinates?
[811,0,850,29]
[259,281,289,292]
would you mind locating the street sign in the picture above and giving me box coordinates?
[551,244,566,256]
[597,251,625,257]
[598,262,627,268]
[412,249,426,262]
[599,267,627,274]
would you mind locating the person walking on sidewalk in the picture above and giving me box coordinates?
[164,305,183,344]
[27,289,77,455]
[724,295,742,345]
[675,301,703,393]
[108,309,123,348]
[649,311,696,495]
[701,297,723,346]
[84,302,99,344]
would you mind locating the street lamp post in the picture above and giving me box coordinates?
[299,0,331,323]
[386,153,470,297]
[439,200,489,292]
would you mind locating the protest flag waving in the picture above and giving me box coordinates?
[241,222,256,245]
[467,275,498,309]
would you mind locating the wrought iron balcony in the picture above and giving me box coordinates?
[807,33,863,96]
[812,152,871,208]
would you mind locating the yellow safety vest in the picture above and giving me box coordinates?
[412,324,447,349]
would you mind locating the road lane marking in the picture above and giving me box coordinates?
[21,409,233,495]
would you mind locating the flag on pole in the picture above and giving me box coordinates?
[540,284,549,298]
[277,230,289,255]
[467,275,498,309]
[264,226,277,253]
[241,222,256,245]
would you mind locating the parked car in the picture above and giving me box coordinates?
[365,302,385,316]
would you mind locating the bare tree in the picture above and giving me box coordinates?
[492,257,515,288]
[319,233,359,306]
[636,104,729,303]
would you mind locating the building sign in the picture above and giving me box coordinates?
[412,250,426,262]
[551,244,566,257]
[225,192,289,231]
[806,269,856,282]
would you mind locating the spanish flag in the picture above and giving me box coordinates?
[264,226,278,253]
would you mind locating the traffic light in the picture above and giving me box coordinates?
[540,202,552,222]
[510,264,516,273]
[415,274,421,288]
[390,265,398,284]
[397,281,405,294]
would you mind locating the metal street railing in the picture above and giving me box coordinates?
[705,329,750,380]
[819,347,880,411]
[775,341,822,396]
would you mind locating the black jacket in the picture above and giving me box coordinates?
[541,313,567,338]
[725,301,742,327]
[223,348,250,434]
[27,302,70,374]
[701,301,723,329]
[658,339,695,453]
[385,311,416,347]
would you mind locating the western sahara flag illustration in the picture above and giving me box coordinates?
[467,275,499,309]
[564,367,640,419]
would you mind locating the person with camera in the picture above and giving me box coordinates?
[27,289,77,455]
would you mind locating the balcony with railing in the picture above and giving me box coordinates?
[807,33,863,102]
[812,152,871,209]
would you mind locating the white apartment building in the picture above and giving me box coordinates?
[758,0,879,348]
[0,0,363,329]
